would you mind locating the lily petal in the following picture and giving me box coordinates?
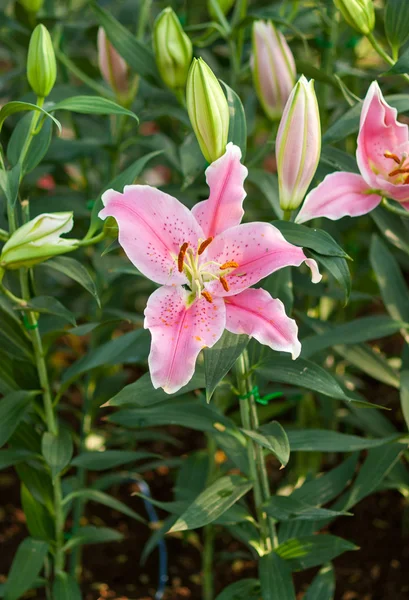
[204,222,321,297]
[99,185,204,285]
[357,81,409,191]
[144,286,226,394]
[295,172,382,224]
[225,288,301,359]
[192,143,248,238]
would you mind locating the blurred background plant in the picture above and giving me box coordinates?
[1,0,409,599]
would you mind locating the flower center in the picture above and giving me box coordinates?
[176,237,239,304]
[384,151,409,184]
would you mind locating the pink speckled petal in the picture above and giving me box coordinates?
[295,172,382,224]
[225,288,301,359]
[357,81,409,189]
[144,286,226,394]
[204,222,321,297]
[99,185,204,285]
[192,143,248,238]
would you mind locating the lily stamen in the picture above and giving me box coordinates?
[198,236,213,254]
[178,242,189,272]
[202,290,213,303]
[220,276,229,291]
[388,167,409,177]
[220,260,239,270]
[384,151,401,164]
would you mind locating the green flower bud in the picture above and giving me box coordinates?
[334,0,375,35]
[186,58,229,164]
[1,213,77,270]
[27,24,57,98]
[153,7,192,92]
[19,0,44,12]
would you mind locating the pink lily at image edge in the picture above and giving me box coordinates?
[296,80,409,224]
[99,143,322,394]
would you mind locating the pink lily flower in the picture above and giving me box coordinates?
[296,81,409,224]
[99,144,321,393]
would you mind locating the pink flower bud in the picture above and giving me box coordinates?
[276,76,321,211]
[97,27,129,97]
[251,21,296,121]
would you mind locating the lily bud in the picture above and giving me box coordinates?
[186,58,229,164]
[153,7,192,92]
[97,28,129,98]
[19,0,44,12]
[251,21,296,121]
[0,213,77,270]
[334,0,375,35]
[276,76,321,211]
[27,24,56,98]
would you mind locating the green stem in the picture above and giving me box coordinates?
[202,435,217,600]
[0,228,9,241]
[136,0,152,40]
[18,97,45,175]
[235,352,274,554]
[382,198,409,218]
[366,32,409,82]
[76,231,106,247]
[232,0,248,67]
[282,210,292,221]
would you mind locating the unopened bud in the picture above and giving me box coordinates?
[1,213,77,269]
[186,58,229,164]
[27,24,57,98]
[153,7,192,92]
[97,28,129,98]
[276,76,321,211]
[334,0,375,35]
[19,0,44,12]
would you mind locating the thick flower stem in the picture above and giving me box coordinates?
[203,433,217,600]
[235,351,276,554]
[282,210,292,221]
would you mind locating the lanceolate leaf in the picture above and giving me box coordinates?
[62,526,123,551]
[204,331,248,402]
[400,371,409,431]
[274,221,349,258]
[287,429,400,452]
[242,421,290,467]
[276,535,357,571]
[215,579,261,600]
[40,256,100,306]
[304,564,336,600]
[3,538,49,600]
[0,390,39,449]
[259,552,296,600]
[308,251,351,303]
[220,80,247,159]
[52,573,82,600]
[0,101,61,134]
[385,0,409,53]
[49,96,138,122]
[169,475,253,532]
[23,296,76,326]
[71,450,159,470]
[41,429,73,479]
[63,489,145,523]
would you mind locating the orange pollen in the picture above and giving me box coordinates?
[202,290,213,303]
[405,175,409,184]
[178,242,189,272]
[384,152,401,164]
[220,261,239,270]
[219,276,229,292]
[388,167,409,177]
[198,237,213,255]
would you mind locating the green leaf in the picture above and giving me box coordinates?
[256,356,355,402]
[40,256,100,306]
[62,525,123,552]
[109,398,236,433]
[41,429,73,479]
[215,579,261,600]
[220,81,247,160]
[52,573,82,600]
[320,145,359,174]
[0,164,21,209]
[91,2,159,81]
[276,535,357,571]
[71,450,158,471]
[21,484,54,542]
[3,538,49,600]
[169,475,253,532]
[287,430,399,452]
[371,206,409,255]
[87,150,163,237]
[63,489,144,523]
[274,221,349,258]
[259,553,295,600]
[385,0,409,54]
[309,251,351,303]
[50,96,138,122]
[0,307,33,361]
[304,564,335,600]
[0,390,39,448]
[23,296,76,326]
[370,234,409,324]
[107,369,205,407]
[301,316,404,359]
[15,462,54,513]
[340,444,403,511]
[247,169,282,218]
[400,371,409,431]
[7,114,53,174]
[263,266,293,314]
[264,496,349,522]
[0,449,37,470]
[0,101,61,134]
[242,421,290,467]
[204,331,248,401]
[61,328,150,385]
[387,46,409,75]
